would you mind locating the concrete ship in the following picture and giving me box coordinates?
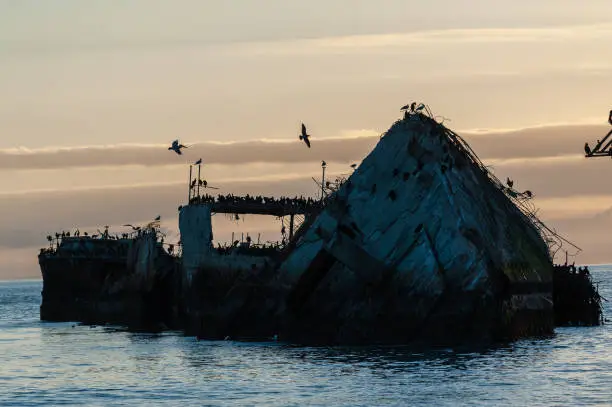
[39,106,602,345]
[39,224,179,329]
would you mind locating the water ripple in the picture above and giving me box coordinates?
[1,270,612,406]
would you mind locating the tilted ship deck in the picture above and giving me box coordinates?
[39,107,603,345]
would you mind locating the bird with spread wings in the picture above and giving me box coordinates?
[299,123,311,148]
[168,139,188,155]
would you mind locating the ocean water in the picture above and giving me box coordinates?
[1,268,611,407]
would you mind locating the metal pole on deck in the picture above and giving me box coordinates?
[321,161,327,203]
[289,213,295,241]
[197,164,201,199]
[188,165,193,202]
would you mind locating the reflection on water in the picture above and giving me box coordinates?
[1,268,612,406]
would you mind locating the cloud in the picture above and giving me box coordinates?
[1,123,609,171]
[234,23,612,56]
[0,132,379,170]
[465,123,608,159]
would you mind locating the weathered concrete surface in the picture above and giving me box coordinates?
[39,232,178,329]
[277,113,553,345]
[178,205,282,339]
[178,113,554,345]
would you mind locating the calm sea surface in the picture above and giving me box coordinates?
[1,267,612,406]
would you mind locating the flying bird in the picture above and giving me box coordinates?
[299,123,311,148]
[168,139,188,155]
[123,224,141,231]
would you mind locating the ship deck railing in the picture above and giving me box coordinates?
[189,196,323,217]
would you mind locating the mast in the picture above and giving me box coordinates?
[188,165,193,202]
[197,163,201,199]
[321,160,327,203]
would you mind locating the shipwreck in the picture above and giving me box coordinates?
[39,105,603,345]
[39,223,179,329]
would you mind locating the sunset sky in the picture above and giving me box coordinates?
[1,1,612,279]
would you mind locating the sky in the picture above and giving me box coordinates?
[1,0,612,279]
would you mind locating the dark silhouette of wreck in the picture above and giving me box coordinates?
[39,106,603,345]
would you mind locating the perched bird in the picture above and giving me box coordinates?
[506,177,514,188]
[350,163,357,169]
[584,142,592,156]
[299,123,311,148]
[321,160,327,167]
[194,158,202,165]
[154,215,161,221]
[400,103,411,111]
[415,103,425,112]
[168,139,188,155]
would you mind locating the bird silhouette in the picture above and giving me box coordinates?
[194,158,202,165]
[400,103,411,111]
[299,123,311,148]
[321,160,327,167]
[584,142,592,156]
[168,140,188,155]
[506,177,514,188]
[154,215,161,221]
[350,163,357,169]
